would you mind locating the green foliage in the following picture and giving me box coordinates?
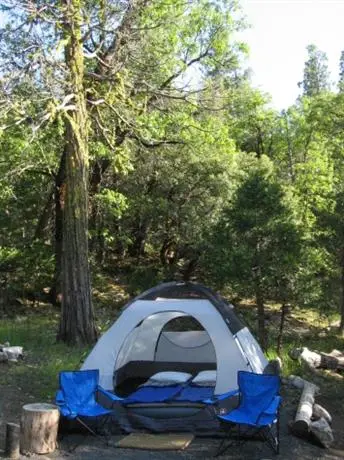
[203,155,302,303]
[300,44,331,97]
[1,0,344,336]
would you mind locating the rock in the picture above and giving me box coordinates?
[310,417,334,448]
[312,403,332,425]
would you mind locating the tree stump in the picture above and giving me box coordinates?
[20,403,60,455]
[5,422,20,459]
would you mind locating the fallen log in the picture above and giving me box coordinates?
[293,380,317,436]
[286,375,320,394]
[290,347,344,371]
[3,346,23,362]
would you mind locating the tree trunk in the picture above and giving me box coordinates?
[20,403,59,455]
[339,247,344,335]
[34,187,54,240]
[277,303,289,355]
[50,148,66,306]
[252,257,266,350]
[58,0,97,345]
[256,290,266,350]
[129,219,148,258]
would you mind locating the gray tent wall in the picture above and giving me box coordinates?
[82,282,267,395]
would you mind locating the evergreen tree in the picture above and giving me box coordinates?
[204,156,302,349]
[300,44,330,97]
[338,50,344,93]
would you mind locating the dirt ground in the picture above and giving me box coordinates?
[1,385,344,460]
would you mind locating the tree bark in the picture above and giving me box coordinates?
[58,0,97,345]
[339,247,344,335]
[33,187,54,241]
[256,291,266,350]
[50,148,66,306]
[129,219,148,258]
[5,422,20,459]
[277,303,289,355]
[20,403,59,455]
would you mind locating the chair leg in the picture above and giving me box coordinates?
[76,417,99,437]
[214,424,239,457]
[76,417,111,445]
[276,415,280,454]
[262,421,279,455]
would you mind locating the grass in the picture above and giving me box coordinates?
[0,313,90,400]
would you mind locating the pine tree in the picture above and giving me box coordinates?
[338,50,344,93]
[300,44,330,97]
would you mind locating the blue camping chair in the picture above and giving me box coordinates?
[215,371,281,457]
[55,369,116,437]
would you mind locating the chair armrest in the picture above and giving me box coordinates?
[55,389,65,405]
[263,395,282,415]
[55,390,76,418]
[203,388,239,405]
[97,385,124,402]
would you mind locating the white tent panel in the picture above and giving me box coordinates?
[82,299,249,393]
[236,328,268,373]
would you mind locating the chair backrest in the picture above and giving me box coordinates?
[59,369,99,409]
[238,371,280,418]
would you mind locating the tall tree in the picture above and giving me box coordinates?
[338,50,344,93]
[57,0,96,344]
[300,44,330,97]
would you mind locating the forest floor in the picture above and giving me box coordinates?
[0,275,344,459]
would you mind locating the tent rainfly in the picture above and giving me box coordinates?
[82,282,268,396]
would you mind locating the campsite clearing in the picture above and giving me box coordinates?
[0,281,344,459]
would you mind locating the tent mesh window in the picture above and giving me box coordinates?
[114,313,217,396]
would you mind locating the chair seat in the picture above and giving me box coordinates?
[59,401,112,419]
[218,408,276,427]
[77,403,112,418]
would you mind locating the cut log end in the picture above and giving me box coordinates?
[20,403,60,455]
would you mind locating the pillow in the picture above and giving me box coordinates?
[150,371,192,383]
[192,370,217,385]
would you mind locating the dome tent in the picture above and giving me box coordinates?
[81,282,268,396]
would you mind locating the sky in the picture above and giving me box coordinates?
[240,0,344,109]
